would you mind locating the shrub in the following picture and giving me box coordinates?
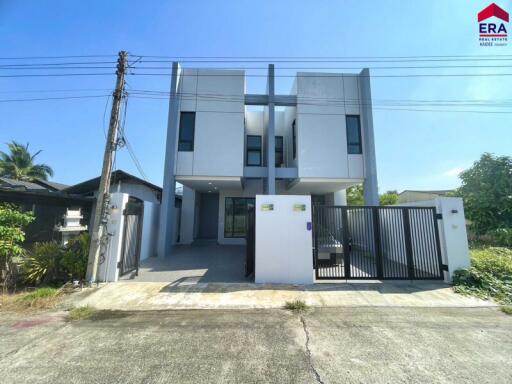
[453,247,512,305]
[61,233,90,280]
[22,242,62,285]
[479,228,512,248]
[0,204,34,292]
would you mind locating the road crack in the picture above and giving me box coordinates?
[300,315,325,384]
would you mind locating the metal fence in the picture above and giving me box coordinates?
[312,206,444,280]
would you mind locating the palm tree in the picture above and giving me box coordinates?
[0,141,54,181]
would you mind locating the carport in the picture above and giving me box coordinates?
[121,243,250,283]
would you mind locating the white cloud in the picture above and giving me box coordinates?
[443,167,465,177]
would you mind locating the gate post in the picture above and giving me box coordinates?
[402,208,415,279]
[372,207,384,279]
[341,208,351,278]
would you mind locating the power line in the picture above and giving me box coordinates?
[0,95,109,102]
[0,54,117,60]
[128,72,512,78]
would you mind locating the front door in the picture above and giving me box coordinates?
[198,193,219,239]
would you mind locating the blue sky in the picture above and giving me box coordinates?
[1,0,511,192]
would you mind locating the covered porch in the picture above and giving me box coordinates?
[121,243,250,283]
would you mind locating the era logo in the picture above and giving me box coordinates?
[478,3,509,37]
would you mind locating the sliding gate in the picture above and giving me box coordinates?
[312,206,444,280]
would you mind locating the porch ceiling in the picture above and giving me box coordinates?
[287,177,362,194]
[176,176,242,192]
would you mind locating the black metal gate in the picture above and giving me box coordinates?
[245,206,256,278]
[312,206,444,280]
[119,197,144,277]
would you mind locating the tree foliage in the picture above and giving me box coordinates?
[379,190,399,206]
[346,185,398,206]
[456,153,512,235]
[0,141,54,181]
[0,204,34,291]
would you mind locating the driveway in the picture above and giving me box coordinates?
[121,244,249,283]
[1,307,511,383]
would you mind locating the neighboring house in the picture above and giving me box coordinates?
[398,190,454,204]
[0,177,92,245]
[158,65,379,255]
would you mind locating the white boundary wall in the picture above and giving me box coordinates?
[255,195,314,284]
[398,197,470,282]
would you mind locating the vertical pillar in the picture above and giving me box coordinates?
[267,64,276,195]
[179,186,196,244]
[158,62,180,258]
[359,68,379,206]
[334,189,347,206]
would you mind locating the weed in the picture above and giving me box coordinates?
[501,306,512,315]
[67,306,96,321]
[284,299,308,312]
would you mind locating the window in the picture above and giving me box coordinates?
[246,135,262,166]
[292,120,297,159]
[178,112,195,151]
[346,115,362,154]
[224,197,255,238]
[275,136,284,167]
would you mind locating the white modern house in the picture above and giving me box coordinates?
[157,64,379,256]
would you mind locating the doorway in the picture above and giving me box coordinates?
[197,192,219,240]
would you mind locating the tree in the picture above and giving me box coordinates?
[456,153,512,234]
[347,185,364,205]
[379,190,399,206]
[0,141,54,181]
[0,204,34,292]
[347,185,399,206]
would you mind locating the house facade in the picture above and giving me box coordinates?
[158,64,378,256]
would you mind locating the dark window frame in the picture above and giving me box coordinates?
[246,135,262,166]
[275,135,284,167]
[224,197,256,238]
[346,115,362,154]
[178,112,195,152]
[292,120,297,159]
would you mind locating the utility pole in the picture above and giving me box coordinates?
[86,51,128,283]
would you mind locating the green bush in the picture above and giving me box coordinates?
[22,242,62,284]
[0,204,34,291]
[453,247,512,305]
[479,228,512,248]
[61,233,90,280]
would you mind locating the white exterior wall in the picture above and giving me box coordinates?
[179,186,196,244]
[255,195,314,284]
[97,192,129,282]
[140,201,160,261]
[175,69,245,178]
[296,73,365,180]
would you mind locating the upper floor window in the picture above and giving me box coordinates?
[275,136,284,167]
[346,115,362,154]
[178,112,195,151]
[292,120,297,159]
[246,135,262,166]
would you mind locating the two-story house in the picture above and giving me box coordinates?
[157,64,378,257]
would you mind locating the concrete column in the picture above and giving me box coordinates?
[359,68,379,206]
[266,64,276,195]
[179,186,196,244]
[157,62,180,257]
[334,189,347,206]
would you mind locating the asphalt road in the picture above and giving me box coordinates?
[1,307,511,384]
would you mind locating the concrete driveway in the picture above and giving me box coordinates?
[1,307,511,384]
[121,244,249,283]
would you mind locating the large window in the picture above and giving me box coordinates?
[292,120,297,159]
[224,197,255,238]
[275,136,284,167]
[178,112,195,151]
[346,115,362,154]
[246,135,262,166]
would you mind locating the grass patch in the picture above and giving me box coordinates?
[453,247,512,305]
[284,300,309,313]
[67,306,96,321]
[1,287,62,311]
[501,306,512,315]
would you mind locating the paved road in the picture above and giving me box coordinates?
[1,307,511,383]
